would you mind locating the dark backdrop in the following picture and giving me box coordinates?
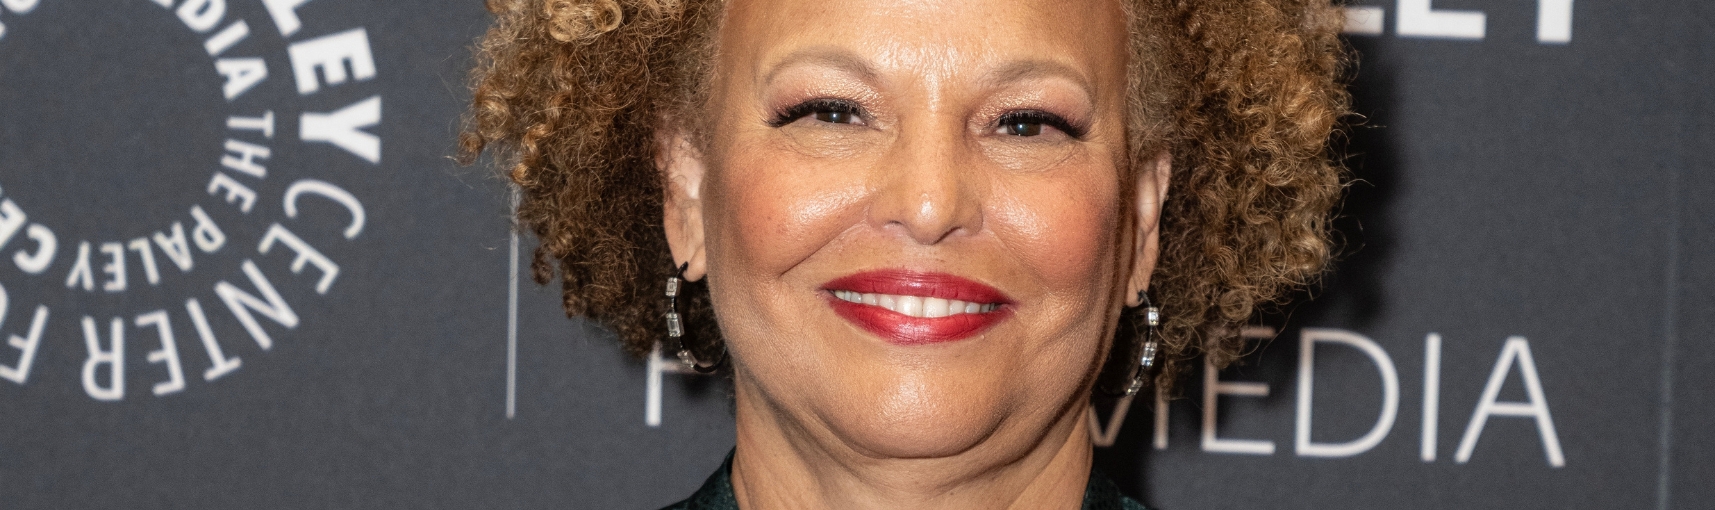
[0,1,1707,508]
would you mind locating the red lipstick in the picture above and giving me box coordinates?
[821,270,1014,345]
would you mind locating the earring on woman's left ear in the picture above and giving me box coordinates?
[1123,290,1161,397]
[1096,289,1162,398]
[668,262,723,373]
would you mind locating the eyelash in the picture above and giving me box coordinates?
[769,98,865,127]
[996,110,1086,139]
[769,99,1086,139]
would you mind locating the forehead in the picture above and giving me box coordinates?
[716,0,1129,94]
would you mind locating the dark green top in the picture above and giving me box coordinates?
[659,452,1148,510]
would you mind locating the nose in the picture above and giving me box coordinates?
[867,118,984,245]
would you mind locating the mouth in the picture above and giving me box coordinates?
[821,270,1014,345]
[830,290,1003,317]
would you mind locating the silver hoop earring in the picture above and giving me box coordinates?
[1123,290,1161,397]
[667,263,722,373]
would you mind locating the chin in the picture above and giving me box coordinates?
[823,372,1019,460]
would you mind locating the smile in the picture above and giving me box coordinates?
[821,270,1013,345]
[829,291,1002,318]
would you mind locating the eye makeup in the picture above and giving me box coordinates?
[995,109,1087,139]
[767,97,1091,140]
[769,98,866,127]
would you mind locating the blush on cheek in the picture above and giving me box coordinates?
[989,185,1120,298]
[706,148,868,281]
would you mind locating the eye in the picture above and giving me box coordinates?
[771,98,866,127]
[995,110,1085,139]
[1004,121,1042,136]
[814,110,857,124]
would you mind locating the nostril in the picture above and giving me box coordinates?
[866,154,984,244]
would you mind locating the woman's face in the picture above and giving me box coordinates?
[664,0,1163,460]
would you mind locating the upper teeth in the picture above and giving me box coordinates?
[831,290,1000,318]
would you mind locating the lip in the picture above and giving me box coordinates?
[820,269,1014,345]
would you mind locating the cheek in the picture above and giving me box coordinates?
[704,144,866,282]
[990,176,1121,301]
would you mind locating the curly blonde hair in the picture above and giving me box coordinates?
[459,0,1350,389]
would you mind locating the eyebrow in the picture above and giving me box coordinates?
[760,47,1098,100]
[761,47,880,87]
[983,59,1097,98]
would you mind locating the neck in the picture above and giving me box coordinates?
[728,386,1094,510]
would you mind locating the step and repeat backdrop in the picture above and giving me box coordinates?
[0,1,1708,508]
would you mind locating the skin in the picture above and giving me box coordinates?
[659,0,1172,508]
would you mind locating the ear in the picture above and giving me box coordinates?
[659,129,710,282]
[1125,151,1172,307]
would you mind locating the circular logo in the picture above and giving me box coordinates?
[0,0,380,401]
